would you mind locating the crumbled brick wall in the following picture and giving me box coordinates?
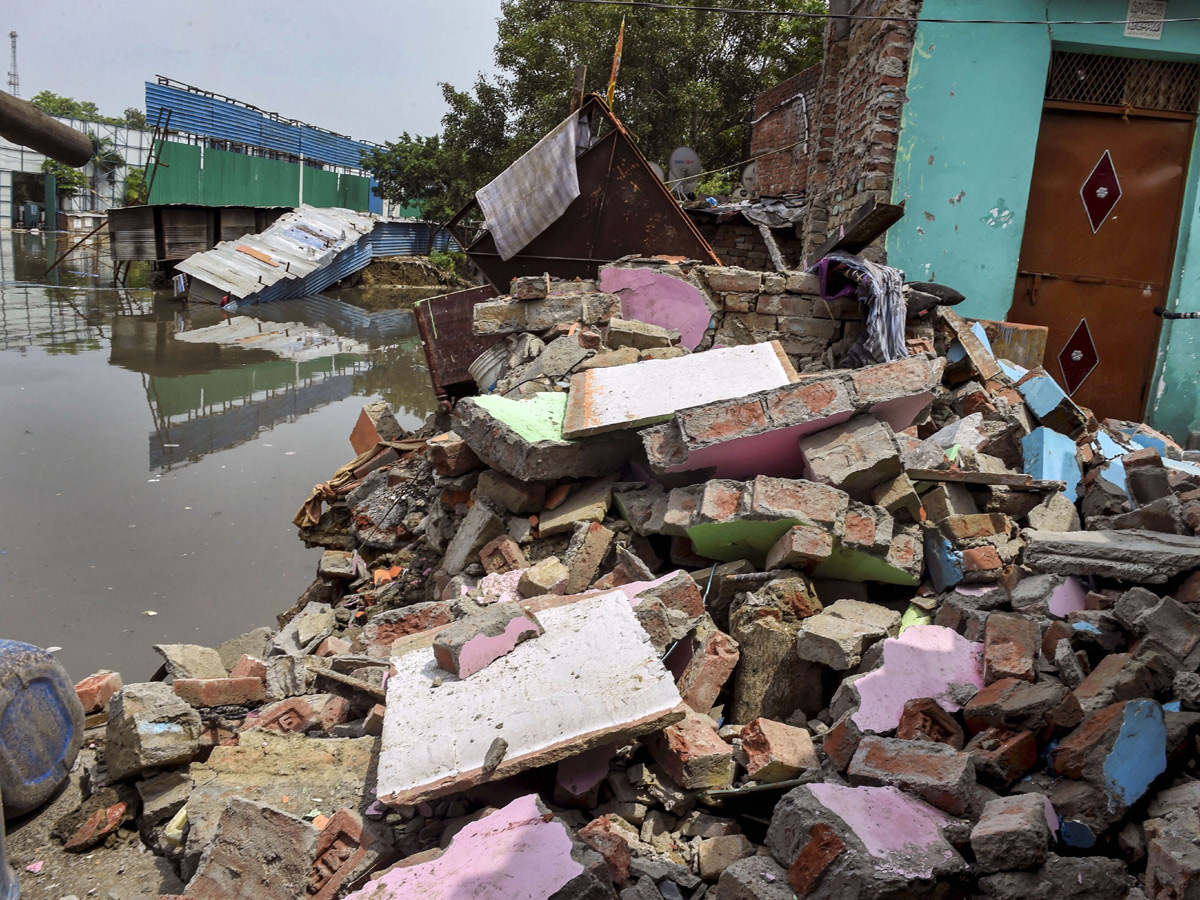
[801,0,921,261]
[749,65,821,197]
[694,220,806,272]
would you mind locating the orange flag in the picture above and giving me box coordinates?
[606,17,625,108]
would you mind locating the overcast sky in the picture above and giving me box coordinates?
[5,0,504,143]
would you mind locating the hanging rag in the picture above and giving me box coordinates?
[810,250,908,368]
[293,439,427,529]
[476,112,581,261]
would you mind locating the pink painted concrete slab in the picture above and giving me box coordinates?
[808,783,955,879]
[557,743,618,796]
[852,625,984,733]
[1048,576,1087,618]
[457,616,543,678]
[600,266,712,351]
[870,393,934,432]
[346,794,583,899]
[666,412,854,478]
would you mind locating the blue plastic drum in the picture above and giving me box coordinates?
[0,640,84,820]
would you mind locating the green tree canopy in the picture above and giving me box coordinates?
[30,90,135,127]
[365,0,826,221]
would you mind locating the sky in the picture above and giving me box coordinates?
[4,0,505,144]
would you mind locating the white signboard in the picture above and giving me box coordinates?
[1125,0,1167,39]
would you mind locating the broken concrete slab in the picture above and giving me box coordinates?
[1023,529,1200,584]
[106,682,203,781]
[600,265,714,351]
[440,499,506,577]
[847,736,976,815]
[646,710,735,791]
[377,590,687,806]
[454,391,637,482]
[970,792,1052,873]
[606,316,680,350]
[563,341,797,439]
[741,718,818,783]
[538,475,616,537]
[433,602,543,678]
[153,643,227,679]
[799,414,903,500]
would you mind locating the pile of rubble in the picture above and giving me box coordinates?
[51,259,1200,900]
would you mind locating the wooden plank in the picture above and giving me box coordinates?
[802,197,906,270]
[907,468,1065,492]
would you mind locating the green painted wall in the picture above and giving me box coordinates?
[147,142,371,210]
[889,0,1200,439]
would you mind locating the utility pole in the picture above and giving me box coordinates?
[7,31,18,98]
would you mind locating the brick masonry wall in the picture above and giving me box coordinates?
[749,65,821,197]
[693,220,807,272]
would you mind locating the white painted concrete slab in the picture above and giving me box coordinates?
[562,341,796,438]
[378,590,686,806]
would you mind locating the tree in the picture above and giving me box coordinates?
[30,90,124,125]
[364,0,826,218]
[41,159,88,198]
[124,167,146,205]
[123,108,147,129]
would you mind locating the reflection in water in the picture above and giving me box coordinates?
[0,229,436,678]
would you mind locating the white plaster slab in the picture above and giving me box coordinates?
[378,590,686,806]
[562,341,796,438]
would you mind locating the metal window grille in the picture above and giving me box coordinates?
[1046,50,1200,114]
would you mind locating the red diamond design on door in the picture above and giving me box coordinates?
[1058,319,1100,396]
[1080,150,1121,233]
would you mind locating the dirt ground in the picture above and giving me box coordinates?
[5,737,184,900]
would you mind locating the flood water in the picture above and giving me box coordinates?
[0,230,437,681]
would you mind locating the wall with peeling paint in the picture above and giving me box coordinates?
[888,0,1200,439]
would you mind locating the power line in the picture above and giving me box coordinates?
[552,0,1200,26]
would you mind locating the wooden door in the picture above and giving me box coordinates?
[1010,108,1193,421]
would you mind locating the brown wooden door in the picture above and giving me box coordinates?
[1009,108,1193,421]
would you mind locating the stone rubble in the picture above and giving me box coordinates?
[29,259,1200,900]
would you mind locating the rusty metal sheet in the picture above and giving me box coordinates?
[414,284,502,401]
[451,95,720,291]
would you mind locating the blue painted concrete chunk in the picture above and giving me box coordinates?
[923,529,964,593]
[1072,621,1103,636]
[969,321,996,358]
[1018,374,1071,421]
[1059,820,1096,848]
[1164,701,1182,713]
[1022,427,1082,498]
[998,359,1028,382]
[1103,700,1167,813]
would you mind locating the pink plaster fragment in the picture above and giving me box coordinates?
[557,743,618,796]
[667,414,853,479]
[600,266,712,351]
[457,617,542,678]
[1044,796,1059,836]
[954,584,994,597]
[852,625,984,733]
[475,569,525,605]
[346,794,583,899]
[809,784,952,879]
[1048,576,1087,618]
[871,393,934,432]
[606,571,679,608]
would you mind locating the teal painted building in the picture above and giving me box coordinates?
[886,0,1200,440]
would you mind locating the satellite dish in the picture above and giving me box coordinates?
[648,161,666,182]
[731,186,750,201]
[668,146,702,198]
[741,162,758,196]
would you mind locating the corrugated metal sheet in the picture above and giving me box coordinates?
[108,206,156,260]
[178,209,461,305]
[146,82,375,169]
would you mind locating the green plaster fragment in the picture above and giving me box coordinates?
[811,543,920,587]
[900,603,933,635]
[474,392,570,444]
[686,519,805,567]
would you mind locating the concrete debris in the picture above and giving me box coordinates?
[40,258,1200,900]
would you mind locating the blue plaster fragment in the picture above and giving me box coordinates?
[1022,427,1082,499]
[1164,701,1182,712]
[1103,700,1167,813]
[969,321,996,359]
[1059,820,1096,848]
[946,340,967,363]
[1072,621,1103,636]
[923,529,963,593]
[998,359,1028,381]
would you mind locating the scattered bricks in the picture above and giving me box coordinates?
[106,682,203,781]
[174,677,266,709]
[478,534,527,574]
[362,602,453,657]
[922,482,979,522]
[427,431,483,477]
[962,545,1004,576]
[847,736,976,815]
[314,636,351,658]
[896,697,965,749]
[75,670,122,713]
[823,712,864,771]
[349,400,403,456]
[441,500,506,576]
[841,504,879,551]
[563,521,617,594]
[964,727,1038,789]
[798,414,903,500]
[795,609,887,670]
[230,654,268,682]
[580,346,640,369]
[741,718,818,782]
[765,524,834,570]
[676,620,740,714]
[578,815,633,884]
[850,354,945,407]
[749,475,849,530]
[538,475,615,537]
[363,703,386,737]
[964,677,1082,736]
[308,808,386,900]
[518,555,571,598]
[1129,596,1200,671]
[433,602,544,678]
[984,612,1039,684]
[788,823,847,896]
[509,274,549,299]
[607,317,680,350]
[647,710,735,791]
[636,571,705,618]
[1050,699,1168,823]
[970,792,1052,873]
[698,834,756,881]
[65,800,129,852]
[1041,620,1073,660]
[872,472,922,523]
[153,642,227,679]
[476,468,546,514]
[1073,653,1170,714]
[1124,447,1173,507]
[939,512,1014,544]
[729,578,825,722]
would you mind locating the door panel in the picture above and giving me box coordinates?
[1010,109,1193,420]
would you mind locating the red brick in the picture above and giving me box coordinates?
[848,736,975,815]
[74,670,122,713]
[1041,620,1073,661]
[964,727,1037,789]
[678,399,768,445]
[984,613,1039,684]
[962,546,1003,573]
[896,697,964,749]
[174,677,266,708]
[940,513,1012,543]
[788,823,846,895]
[578,816,632,884]
[647,711,735,791]
[676,626,740,714]
[842,510,876,548]
[479,535,527,574]
[362,602,453,657]
[741,718,818,782]
[314,636,351,658]
[230,654,268,682]
[427,431,482,477]
[765,525,834,570]
[823,713,863,771]
[309,808,377,900]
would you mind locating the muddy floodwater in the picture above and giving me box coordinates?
[0,230,439,681]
